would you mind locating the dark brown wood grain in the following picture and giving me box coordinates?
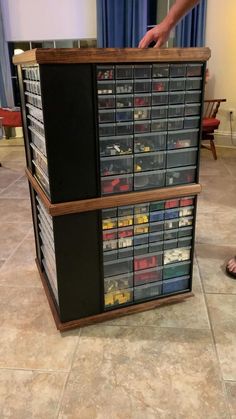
[13,47,211,65]
[26,169,201,215]
[36,258,193,331]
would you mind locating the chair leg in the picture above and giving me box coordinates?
[210,139,217,160]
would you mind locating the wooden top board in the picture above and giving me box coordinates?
[13,47,211,65]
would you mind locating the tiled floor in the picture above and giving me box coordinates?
[0,143,236,418]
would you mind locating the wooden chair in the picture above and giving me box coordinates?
[202,99,226,160]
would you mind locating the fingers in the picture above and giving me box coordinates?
[138,30,155,48]
[153,38,163,48]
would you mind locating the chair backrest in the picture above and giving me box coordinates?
[204,99,226,118]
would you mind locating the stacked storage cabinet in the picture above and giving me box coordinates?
[14,48,210,330]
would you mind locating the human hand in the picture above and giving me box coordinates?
[138,21,172,48]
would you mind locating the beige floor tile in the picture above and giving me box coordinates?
[106,264,210,330]
[0,222,31,260]
[199,157,230,177]
[206,294,236,380]
[198,175,236,213]
[0,286,79,370]
[1,178,29,198]
[0,147,26,162]
[225,381,236,416]
[1,160,26,173]
[0,198,31,223]
[196,243,236,294]
[59,325,227,419]
[195,212,236,246]
[0,369,66,419]
[0,166,22,189]
[0,260,5,269]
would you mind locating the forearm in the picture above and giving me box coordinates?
[163,0,200,31]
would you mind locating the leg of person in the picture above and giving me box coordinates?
[226,257,236,279]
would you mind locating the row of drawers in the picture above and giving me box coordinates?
[97,63,203,80]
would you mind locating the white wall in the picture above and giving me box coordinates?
[1,0,97,41]
[205,0,236,142]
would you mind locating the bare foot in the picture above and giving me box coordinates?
[226,257,236,276]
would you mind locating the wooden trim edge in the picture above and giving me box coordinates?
[36,258,194,331]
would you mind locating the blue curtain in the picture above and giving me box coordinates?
[97,0,148,47]
[0,2,14,107]
[175,0,207,47]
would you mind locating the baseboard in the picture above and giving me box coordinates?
[214,131,236,148]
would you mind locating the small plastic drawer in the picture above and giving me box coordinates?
[164,219,179,230]
[99,110,116,123]
[163,260,191,280]
[168,105,184,118]
[134,224,149,235]
[186,77,202,90]
[103,248,118,261]
[30,143,48,176]
[97,65,114,80]
[170,64,186,77]
[153,64,169,78]
[167,129,199,150]
[118,235,133,249]
[134,93,151,107]
[149,221,164,233]
[134,203,150,215]
[178,226,193,238]
[118,205,134,217]
[134,107,151,120]
[99,135,133,157]
[103,228,117,241]
[164,228,179,240]
[25,92,42,108]
[179,216,193,228]
[116,122,134,136]
[184,103,201,116]
[180,197,194,207]
[164,247,191,265]
[101,174,133,195]
[150,201,165,211]
[98,95,115,109]
[105,288,133,308]
[118,226,133,240]
[168,118,184,131]
[134,120,151,133]
[134,213,149,225]
[152,92,169,105]
[166,148,198,168]
[134,132,167,153]
[149,241,163,253]
[27,115,44,137]
[102,207,117,219]
[134,79,152,93]
[102,217,117,230]
[118,247,133,258]
[165,199,180,209]
[117,214,133,228]
[32,160,50,195]
[149,211,164,222]
[134,234,149,246]
[179,236,192,248]
[169,78,186,91]
[134,169,165,191]
[100,155,133,176]
[164,239,178,250]
[151,106,168,119]
[187,64,203,77]
[134,252,163,271]
[185,91,201,103]
[116,109,133,122]
[134,244,149,255]
[165,208,179,220]
[104,272,133,293]
[97,81,115,95]
[134,151,165,172]
[163,275,190,294]
[29,127,46,156]
[166,166,196,186]
[116,80,133,94]
[149,231,164,243]
[116,94,133,108]
[134,65,152,79]
[152,79,169,92]
[179,206,194,217]
[116,65,133,79]
[103,238,117,252]
[99,123,115,137]
[151,119,168,132]
[134,281,162,301]
[26,104,43,122]
[104,257,133,277]
[134,267,162,286]
[169,92,185,104]
[184,117,201,129]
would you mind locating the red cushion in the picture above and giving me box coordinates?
[202,117,220,132]
[0,108,22,127]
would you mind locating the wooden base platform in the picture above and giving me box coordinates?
[36,258,194,332]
